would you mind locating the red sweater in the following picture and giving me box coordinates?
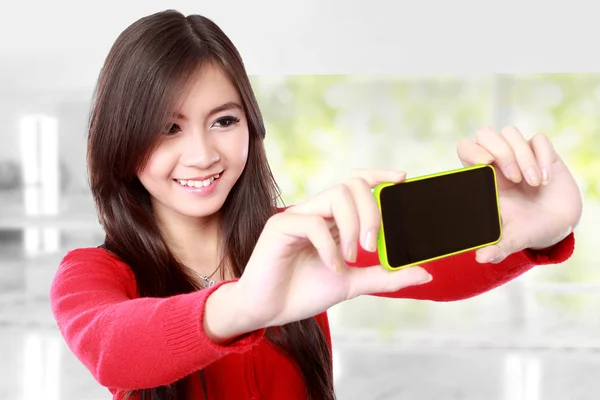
[50,233,575,399]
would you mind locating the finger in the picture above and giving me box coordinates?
[345,265,433,299]
[269,213,343,273]
[343,177,382,254]
[500,126,542,186]
[288,168,408,261]
[289,168,406,217]
[456,137,495,167]
[529,133,556,185]
[329,185,361,263]
[474,126,522,183]
[288,184,360,264]
[348,168,407,188]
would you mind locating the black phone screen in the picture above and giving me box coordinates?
[379,166,501,267]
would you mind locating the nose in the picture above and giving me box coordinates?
[179,130,220,169]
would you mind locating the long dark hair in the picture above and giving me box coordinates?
[86,9,334,400]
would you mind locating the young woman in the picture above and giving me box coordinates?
[49,9,582,400]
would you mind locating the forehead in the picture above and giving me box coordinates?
[177,63,242,112]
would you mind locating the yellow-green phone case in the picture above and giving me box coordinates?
[373,164,503,271]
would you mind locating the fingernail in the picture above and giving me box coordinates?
[364,231,377,252]
[347,242,357,263]
[332,258,342,274]
[393,171,407,182]
[541,168,549,185]
[503,163,521,183]
[489,256,503,264]
[477,157,494,165]
[526,167,540,186]
[331,257,340,273]
[419,273,433,284]
[336,259,346,274]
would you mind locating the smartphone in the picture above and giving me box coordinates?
[373,164,502,270]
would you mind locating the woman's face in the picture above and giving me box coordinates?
[138,64,250,221]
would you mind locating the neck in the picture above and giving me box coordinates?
[155,209,224,279]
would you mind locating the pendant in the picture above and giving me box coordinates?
[199,275,216,288]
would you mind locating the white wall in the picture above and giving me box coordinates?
[0,0,598,95]
[0,0,597,185]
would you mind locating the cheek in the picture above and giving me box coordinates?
[224,128,249,168]
[240,134,249,164]
[138,146,176,183]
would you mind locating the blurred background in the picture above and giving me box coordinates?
[1,1,600,399]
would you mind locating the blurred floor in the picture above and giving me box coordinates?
[1,247,600,400]
[2,306,600,400]
[333,345,600,400]
[1,191,599,400]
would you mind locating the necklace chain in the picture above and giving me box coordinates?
[191,266,219,288]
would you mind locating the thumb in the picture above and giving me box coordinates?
[474,223,526,264]
[346,265,433,298]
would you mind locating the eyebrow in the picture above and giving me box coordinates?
[175,101,243,121]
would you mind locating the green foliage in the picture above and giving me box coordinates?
[250,75,346,201]
[509,74,600,199]
[252,73,599,202]
[251,72,599,294]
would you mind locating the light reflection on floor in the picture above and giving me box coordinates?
[2,325,110,400]
[2,297,600,400]
[2,237,600,400]
[22,331,61,400]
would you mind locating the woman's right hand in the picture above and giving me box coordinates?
[229,169,433,333]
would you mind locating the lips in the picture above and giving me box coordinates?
[178,172,222,182]
[175,173,221,189]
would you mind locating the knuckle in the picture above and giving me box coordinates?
[456,137,472,155]
[501,124,519,133]
[531,132,548,143]
[307,214,326,230]
[385,275,398,293]
[348,168,362,178]
[500,125,522,139]
[345,176,362,186]
[368,217,382,232]
[263,214,291,240]
[266,212,285,228]
[334,184,353,201]
[346,176,370,191]
[457,137,472,148]
[474,126,493,142]
[282,203,301,214]
[348,168,371,182]
[507,236,522,253]
[516,146,535,159]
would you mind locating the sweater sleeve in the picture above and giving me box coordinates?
[350,232,575,301]
[49,248,265,390]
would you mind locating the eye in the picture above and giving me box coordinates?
[213,116,240,129]
[167,123,181,135]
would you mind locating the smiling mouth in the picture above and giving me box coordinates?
[174,173,221,188]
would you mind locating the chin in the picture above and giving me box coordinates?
[182,208,223,219]
[176,199,226,219]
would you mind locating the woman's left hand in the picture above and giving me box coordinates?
[457,125,583,264]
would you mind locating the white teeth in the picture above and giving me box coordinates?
[176,174,220,189]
